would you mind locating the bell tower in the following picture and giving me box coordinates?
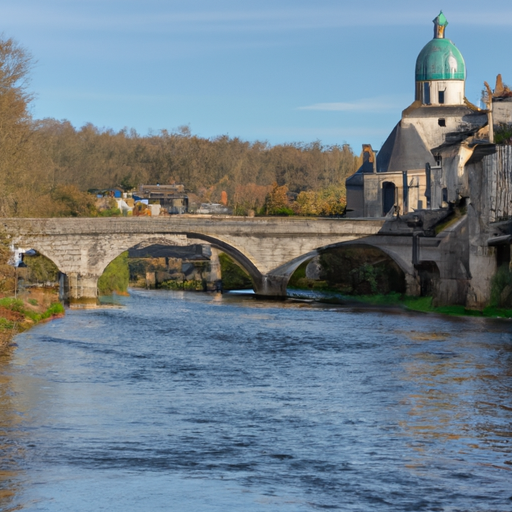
[415,12,466,106]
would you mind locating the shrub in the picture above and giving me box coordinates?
[490,264,512,307]
[218,253,253,290]
[98,252,130,295]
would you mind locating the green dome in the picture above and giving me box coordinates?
[415,38,466,81]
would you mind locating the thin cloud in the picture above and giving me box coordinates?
[298,97,406,113]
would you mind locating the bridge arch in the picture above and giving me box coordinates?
[273,238,418,296]
[95,232,265,291]
[326,239,415,277]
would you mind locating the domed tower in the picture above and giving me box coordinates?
[415,12,466,106]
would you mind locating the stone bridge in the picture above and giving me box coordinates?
[2,216,388,306]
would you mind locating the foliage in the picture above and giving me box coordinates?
[319,246,406,295]
[0,33,359,217]
[0,36,38,217]
[0,297,25,312]
[490,264,512,307]
[0,296,64,333]
[218,253,253,290]
[232,183,272,216]
[288,260,330,290]
[160,279,204,291]
[0,317,15,330]
[20,122,357,217]
[0,231,14,295]
[133,202,150,216]
[24,254,59,284]
[98,252,130,295]
[288,260,308,287]
[294,186,346,216]
[41,302,65,318]
[96,196,121,217]
[120,175,135,191]
[350,263,379,294]
[262,182,293,216]
[49,185,99,217]
[494,123,512,145]
[99,207,121,217]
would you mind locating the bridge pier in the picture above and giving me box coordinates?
[253,275,289,298]
[62,273,100,308]
[405,273,421,296]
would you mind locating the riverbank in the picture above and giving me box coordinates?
[287,289,512,319]
[0,288,65,351]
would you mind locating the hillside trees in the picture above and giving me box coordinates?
[0,34,359,217]
[29,121,359,214]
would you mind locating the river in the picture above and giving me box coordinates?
[0,289,511,511]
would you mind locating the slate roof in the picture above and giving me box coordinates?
[377,122,436,173]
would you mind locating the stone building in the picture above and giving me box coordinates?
[346,12,496,218]
[135,184,188,214]
[343,12,512,308]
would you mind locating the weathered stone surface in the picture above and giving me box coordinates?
[2,216,385,300]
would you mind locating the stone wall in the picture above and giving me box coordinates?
[484,146,512,223]
[466,145,512,308]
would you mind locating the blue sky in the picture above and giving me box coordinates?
[2,0,511,152]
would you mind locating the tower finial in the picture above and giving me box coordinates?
[433,11,448,39]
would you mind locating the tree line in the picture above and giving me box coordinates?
[0,35,360,217]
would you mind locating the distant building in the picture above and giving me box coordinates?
[89,187,124,199]
[196,203,232,215]
[135,184,188,214]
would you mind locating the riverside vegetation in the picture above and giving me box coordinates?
[288,247,512,318]
[0,236,64,350]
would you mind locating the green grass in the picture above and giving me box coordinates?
[0,317,15,330]
[0,298,65,332]
[355,294,512,318]
[288,290,512,319]
[98,252,130,295]
[0,298,25,312]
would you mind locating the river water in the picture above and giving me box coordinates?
[0,289,511,511]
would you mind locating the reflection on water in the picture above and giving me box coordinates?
[0,290,511,511]
[0,345,25,511]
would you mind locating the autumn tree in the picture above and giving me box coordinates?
[0,36,44,216]
[263,182,293,216]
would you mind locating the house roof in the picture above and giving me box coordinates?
[377,122,436,173]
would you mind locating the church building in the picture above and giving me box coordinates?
[345,12,508,218]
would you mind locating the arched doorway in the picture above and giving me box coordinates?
[415,261,440,297]
[382,182,396,216]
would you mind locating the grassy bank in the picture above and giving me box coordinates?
[288,289,512,319]
[355,294,512,318]
[0,289,65,350]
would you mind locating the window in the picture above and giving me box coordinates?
[423,83,430,105]
[438,118,446,127]
[438,90,445,104]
